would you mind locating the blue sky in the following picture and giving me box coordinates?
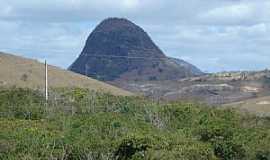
[0,0,269,72]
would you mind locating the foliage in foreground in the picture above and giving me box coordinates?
[0,88,270,160]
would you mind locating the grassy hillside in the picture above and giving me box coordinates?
[0,52,132,96]
[0,88,270,160]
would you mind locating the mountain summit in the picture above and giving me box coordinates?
[69,18,203,81]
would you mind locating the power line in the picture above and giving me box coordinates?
[81,55,167,59]
[1,50,186,63]
[79,52,176,60]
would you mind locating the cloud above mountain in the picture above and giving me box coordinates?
[0,0,269,72]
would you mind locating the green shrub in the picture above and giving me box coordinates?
[256,150,270,160]
[114,135,151,160]
[198,121,234,142]
[0,88,45,120]
[213,139,245,160]
[0,88,269,160]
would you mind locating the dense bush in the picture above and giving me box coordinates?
[114,135,151,160]
[0,88,269,160]
[0,88,45,120]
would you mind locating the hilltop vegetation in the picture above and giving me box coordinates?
[0,88,270,160]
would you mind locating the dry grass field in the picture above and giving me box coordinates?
[224,96,270,116]
[0,52,133,96]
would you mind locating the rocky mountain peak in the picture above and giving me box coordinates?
[81,17,165,58]
[69,18,203,81]
[95,18,141,32]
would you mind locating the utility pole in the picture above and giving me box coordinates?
[45,60,48,101]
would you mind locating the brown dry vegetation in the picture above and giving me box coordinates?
[224,96,270,116]
[0,52,133,96]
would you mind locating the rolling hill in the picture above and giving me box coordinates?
[0,52,133,96]
[224,96,270,116]
[115,70,270,104]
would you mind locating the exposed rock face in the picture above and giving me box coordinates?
[69,18,203,81]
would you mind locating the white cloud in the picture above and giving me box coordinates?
[0,2,13,18]
[122,0,139,9]
[200,3,253,23]
[198,1,270,25]
[0,0,269,72]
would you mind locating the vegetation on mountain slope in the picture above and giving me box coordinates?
[0,88,270,160]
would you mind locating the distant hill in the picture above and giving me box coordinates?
[0,52,133,96]
[115,70,270,104]
[69,18,203,81]
[168,57,204,76]
[224,96,270,116]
